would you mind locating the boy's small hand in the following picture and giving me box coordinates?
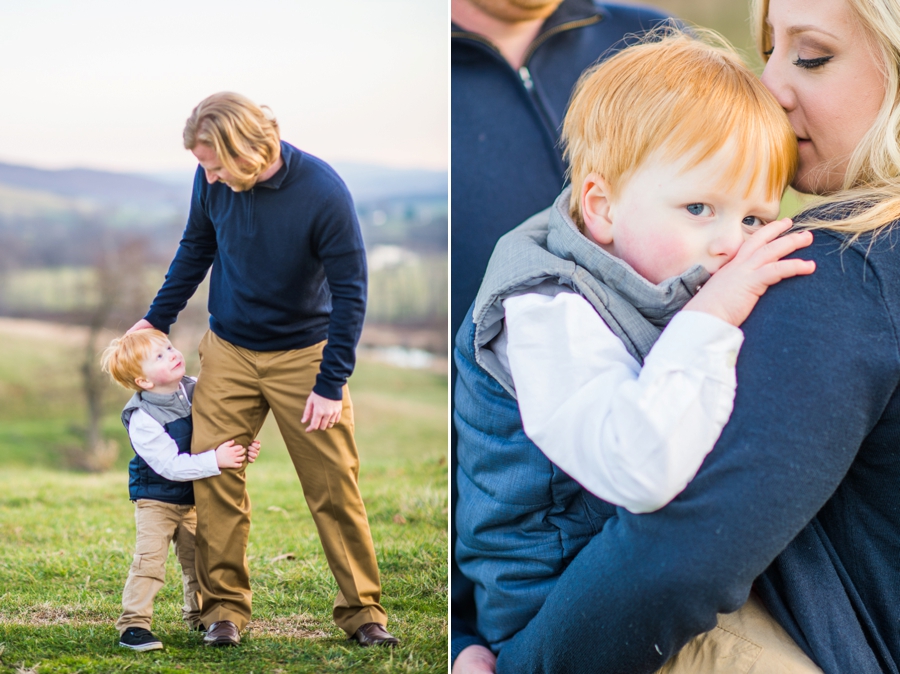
[247,440,261,463]
[684,218,816,327]
[214,439,247,469]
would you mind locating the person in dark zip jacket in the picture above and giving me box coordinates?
[450,1,670,669]
[128,92,397,649]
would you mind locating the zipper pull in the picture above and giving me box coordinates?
[518,66,534,91]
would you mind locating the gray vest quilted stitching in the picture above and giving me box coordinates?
[472,186,709,396]
[456,187,710,648]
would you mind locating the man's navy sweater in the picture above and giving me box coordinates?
[145,141,366,400]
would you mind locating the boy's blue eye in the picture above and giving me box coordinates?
[686,203,709,216]
[742,216,764,227]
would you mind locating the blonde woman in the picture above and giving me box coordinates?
[463,0,900,671]
[129,92,397,649]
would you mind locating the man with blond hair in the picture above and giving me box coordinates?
[129,92,397,648]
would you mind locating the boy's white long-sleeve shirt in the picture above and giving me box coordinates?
[497,286,743,514]
[127,382,220,482]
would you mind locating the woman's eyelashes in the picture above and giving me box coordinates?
[794,55,834,70]
[761,45,834,70]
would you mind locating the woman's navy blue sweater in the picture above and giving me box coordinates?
[145,142,366,400]
[496,220,900,674]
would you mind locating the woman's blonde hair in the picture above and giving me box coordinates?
[183,92,281,192]
[562,27,797,229]
[100,329,170,392]
[753,0,900,238]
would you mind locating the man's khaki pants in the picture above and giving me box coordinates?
[657,592,823,674]
[116,499,201,633]
[190,331,387,634]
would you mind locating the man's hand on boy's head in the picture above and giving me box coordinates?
[302,391,342,433]
[214,439,247,469]
[247,440,261,463]
[126,318,155,334]
[684,218,816,328]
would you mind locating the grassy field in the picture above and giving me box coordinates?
[0,319,448,673]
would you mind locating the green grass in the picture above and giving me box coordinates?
[0,322,448,673]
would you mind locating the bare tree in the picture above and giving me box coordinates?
[71,234,153,472]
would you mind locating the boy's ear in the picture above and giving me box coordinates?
[135,377,153,391]
[580,172,615,245]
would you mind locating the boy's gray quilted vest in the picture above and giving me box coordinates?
[122,377,196,505]
[455,187,709,648]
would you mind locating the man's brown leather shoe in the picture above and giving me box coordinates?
[203,620,240,646]
[351,622,399,647]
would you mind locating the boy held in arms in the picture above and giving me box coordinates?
[101,329,260,652]
[454,31,821,669]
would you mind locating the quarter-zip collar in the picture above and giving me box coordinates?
[451,0,603,67]
[452,0,604,136]
[255,140,294,190]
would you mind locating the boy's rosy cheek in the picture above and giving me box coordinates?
[655,234,692,267]
[621,228,692,282]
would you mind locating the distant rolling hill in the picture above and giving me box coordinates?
[0,162,188,206]
[330,163,447,202]
[0,159,447,260]
[0,159,446,221]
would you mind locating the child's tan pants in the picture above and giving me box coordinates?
[657,592,822,674]
[116,499,202,634]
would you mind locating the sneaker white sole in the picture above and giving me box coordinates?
[119,641,163,651]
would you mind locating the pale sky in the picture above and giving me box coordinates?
[0,0,448,173]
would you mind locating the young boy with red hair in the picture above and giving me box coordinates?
[102,329,259,651]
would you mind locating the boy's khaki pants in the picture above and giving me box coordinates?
[190,331,386,634]
[116,499,201,633]
[657,592,822,674]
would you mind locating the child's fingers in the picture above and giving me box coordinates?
[757,258,816,286]
[741,218,794,254]
[752,230,813,265]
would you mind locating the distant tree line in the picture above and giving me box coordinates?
[0,213,181,270]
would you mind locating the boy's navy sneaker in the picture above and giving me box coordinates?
[119,627,163,651]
